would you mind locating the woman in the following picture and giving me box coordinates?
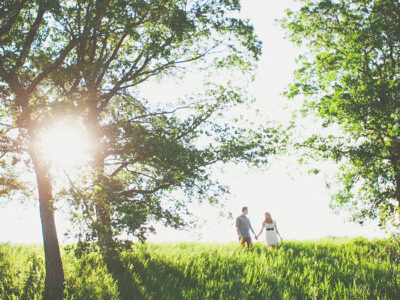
[256,212,282,249]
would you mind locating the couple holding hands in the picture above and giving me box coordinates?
[236,206,282,249]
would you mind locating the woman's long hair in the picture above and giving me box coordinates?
[264,212,273,224]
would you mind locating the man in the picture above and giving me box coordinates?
[236,206,257,248]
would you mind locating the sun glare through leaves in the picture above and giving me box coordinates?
[40,122,91,167]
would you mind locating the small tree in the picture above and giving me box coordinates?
[281,0,400,227]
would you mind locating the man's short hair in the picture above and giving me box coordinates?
[242,206,248,212]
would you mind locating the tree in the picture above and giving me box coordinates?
[0,0,278,296]
[0,0,86,297]
[281,0,400,227]
[48,0,278,254]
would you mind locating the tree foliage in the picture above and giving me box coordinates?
[0,0,281,260]
[48,0,278,248]
[281,0,400,227]
[0,1,84,296]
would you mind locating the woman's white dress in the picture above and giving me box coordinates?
[264,220,279,246]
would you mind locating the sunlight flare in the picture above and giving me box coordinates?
[40,121,91,166]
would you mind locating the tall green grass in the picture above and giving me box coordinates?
[0,238,399,299]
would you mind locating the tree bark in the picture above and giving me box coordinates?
[32,155,65,299]
[94,154,114,251]
[86,100,114,249]
[390,157,400,220]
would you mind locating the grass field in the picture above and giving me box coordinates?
[0,238,399,299]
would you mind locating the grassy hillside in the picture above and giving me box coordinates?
[0,238,399,299]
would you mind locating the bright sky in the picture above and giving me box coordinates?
[0,0,388,245]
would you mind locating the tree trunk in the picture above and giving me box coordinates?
[32,155,64,299]
[94,156,114,252]
[86,102,114,249]
[390,157,400,221]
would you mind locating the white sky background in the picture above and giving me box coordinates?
[0,0,388,244]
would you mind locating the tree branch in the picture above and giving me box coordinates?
[0,59,28,101]
[0,0,26,37]
[63,168,95,224]
[128,104,193,122]
[109,162,129,177]
[96,31,129,85]
[27,37,79,94]
[13,4,45,72]
[121,182,173,196]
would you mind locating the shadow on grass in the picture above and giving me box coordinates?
[102,245,281,300]
[103,251,202,299]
